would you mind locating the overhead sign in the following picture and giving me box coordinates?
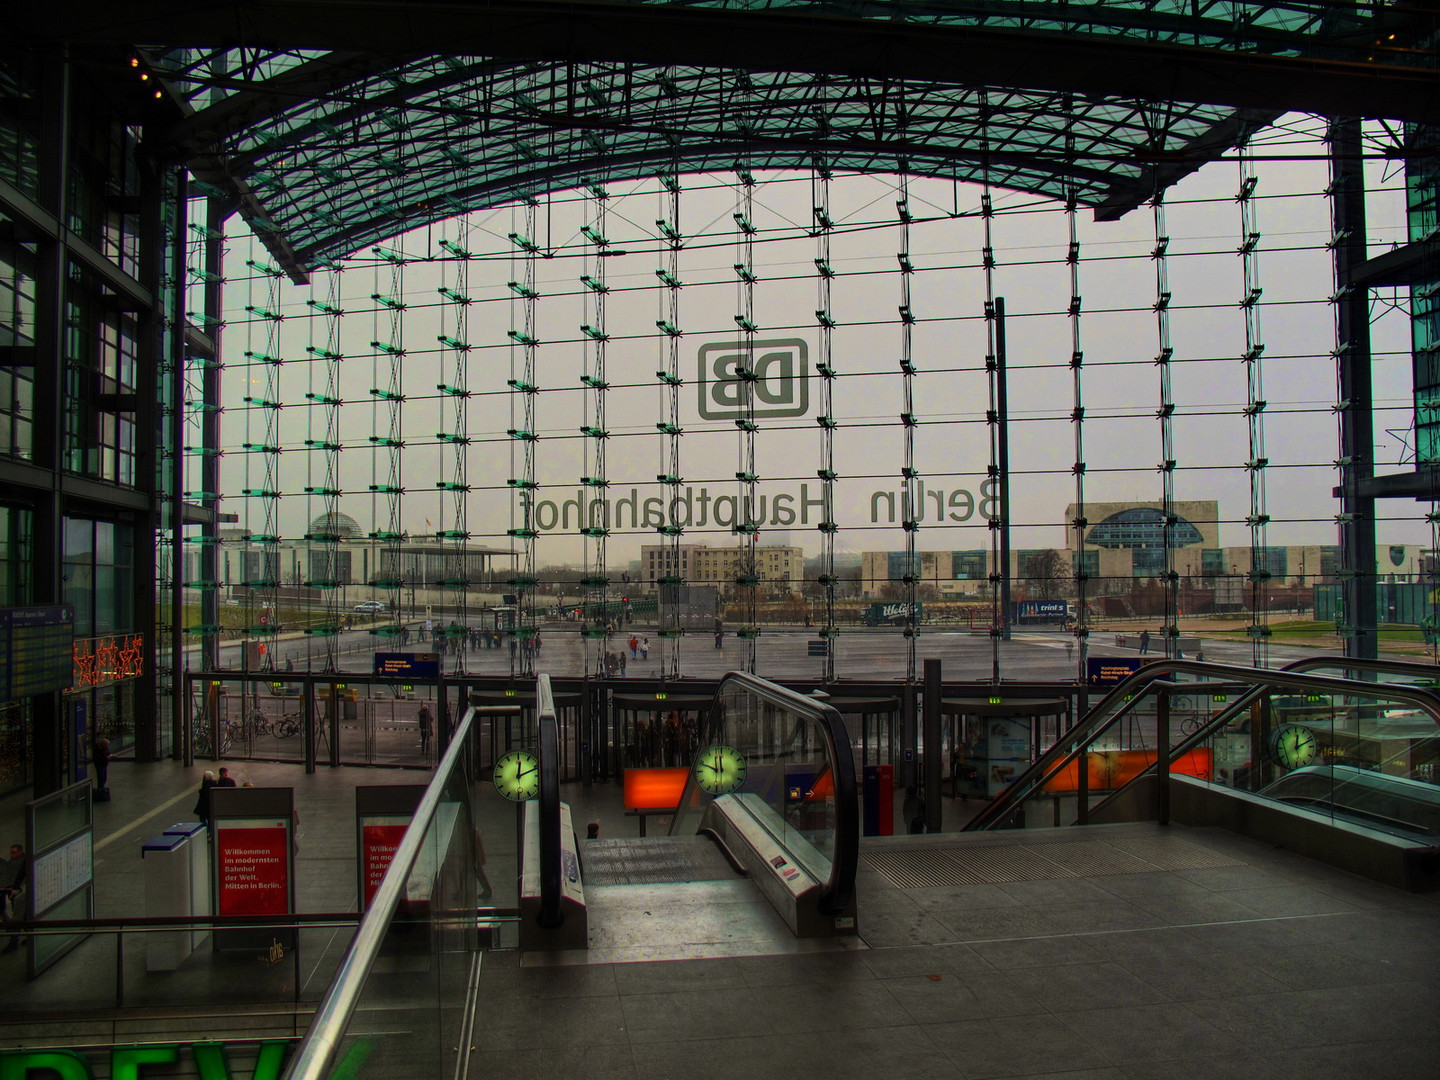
[374,652,440,678]
[1087,657,1144,687]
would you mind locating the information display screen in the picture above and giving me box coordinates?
[1,606,75,703]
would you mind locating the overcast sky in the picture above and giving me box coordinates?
[207,113,1423,567]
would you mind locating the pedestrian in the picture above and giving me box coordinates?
[619,651,627,677]
[640,636,649,660]
[714,628,723,648]
[0,843,27,953]
[1139,629,1150,654]
[475,828,493,900]
[586,821,601,839]
[91,733,112,802]
[216,766,238,788]
[417,702,434,751]
[1065,638,1075,664]
[628,635,639,658]
[193,770,216,826]
[508,636,517,662]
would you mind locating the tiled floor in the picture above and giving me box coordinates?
[1,759,1437,1079]
[479,819,1440,1080]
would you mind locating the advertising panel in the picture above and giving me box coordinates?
[360,819,411,909]
[215,821,291,917]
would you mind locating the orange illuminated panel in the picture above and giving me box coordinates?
[803,770,835,801]
[1039,748,1212,793]
[624,768,689,810]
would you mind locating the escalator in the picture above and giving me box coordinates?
[962,657,1440,889]
[520,670,860,954]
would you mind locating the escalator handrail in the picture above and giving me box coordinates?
[966,660,1440,831]
[284,704,478,1080]
[680,671,860,915]
[1282,655,1440,681]
[536,674,563,927]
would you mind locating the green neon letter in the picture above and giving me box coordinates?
[112,1045,178,1080]
[0,1050,95,1080]
[193,1041,290,1080]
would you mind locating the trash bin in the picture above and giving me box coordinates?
[142,833,197,971]
[162,822,211,951]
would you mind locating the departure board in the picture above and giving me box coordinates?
[1,606,76,703]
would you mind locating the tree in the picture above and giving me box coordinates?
[1023,549,1070,601]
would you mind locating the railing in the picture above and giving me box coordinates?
[535,675,562,929]
[669,671,859,916]
[283,704,495,1080]
[965,660,1440,841]
[0,913,362,1022]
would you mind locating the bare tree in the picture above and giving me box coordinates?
[1023,549,1070,601]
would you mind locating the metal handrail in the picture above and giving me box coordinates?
[966,660,1440,832]
[677,670,860,914]
[536,675,562,928]
[282,704,478,1080]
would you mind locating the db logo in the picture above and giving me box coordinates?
[697,339,809,420]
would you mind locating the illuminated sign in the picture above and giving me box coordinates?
[1086,657,1144,687]
[373,652,440,679]
[0,1040,294,1079]
[1040,748,1214,793]
[624,768,689,810]
[70,631,144,691]
[0,606,75,702]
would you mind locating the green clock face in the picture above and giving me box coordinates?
[1269,724,1318,770]
[493,749,540,801]
[693,744,748,795]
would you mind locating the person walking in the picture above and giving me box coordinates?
[91,733,112,802]
[628,635,639,658]
[640,636,650,661]
[1,844,27,953]
[417,702,434,752]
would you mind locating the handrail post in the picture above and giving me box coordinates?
[1157,686,1171,826]
[1076,734,1088,826]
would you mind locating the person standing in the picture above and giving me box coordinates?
[640,636,650,661]
[628,635,639,658]
[216,766,238,788]
[193,771,217,826]
[1138,629,1150,655]
[417,702,434,752]
[91,734,112,802]
[1,844,27,953]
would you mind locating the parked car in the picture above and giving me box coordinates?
[353,600,388,614]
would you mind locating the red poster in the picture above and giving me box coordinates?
[361,822,410,909]
[216,824,290,916]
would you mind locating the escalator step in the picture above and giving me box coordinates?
[582,837,737,886]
